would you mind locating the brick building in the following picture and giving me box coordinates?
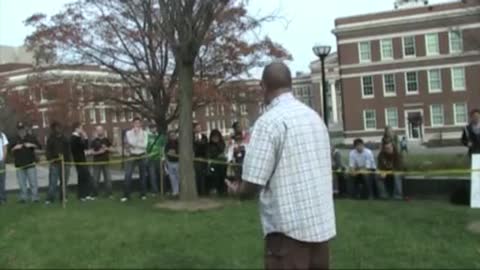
[334,0,480,144]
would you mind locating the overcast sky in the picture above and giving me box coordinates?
[0,0,455,75]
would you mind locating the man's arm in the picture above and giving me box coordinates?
[462,127,471,147]
[2,135,8,162]
[225,180,261,200]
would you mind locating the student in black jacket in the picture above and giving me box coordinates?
[206,129,227,196]
[45,122,70,204]
[70,122,93,202]
[193,122,208,196]
[164,131,179,197]
[462,109,480,158]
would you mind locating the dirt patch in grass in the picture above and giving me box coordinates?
[154,198,224,212]
[466,221,480,235]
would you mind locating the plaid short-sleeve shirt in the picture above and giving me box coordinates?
[242,92,336,243]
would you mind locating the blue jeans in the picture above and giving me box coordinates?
[16,166,39,202]
[92,164,113,196]
[123,157,147,198]
[0,162,6,202]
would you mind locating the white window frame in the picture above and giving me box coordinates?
[453,103,468,126]
[205,106,210,117]
[128,111,134,121]
[41,110,49,128]
[425,33,440,56]
[358,41,372,63]
[402,36,416,58]
[451,67,466,92]
[111,109,118,123]
[385,107,399,128]
[449,30,463,54]
[363,109,377,130]
[120,110,126,122]
[382,74,396,97]
[361,76,374,99]
[405,71,419,95]
[427,69,442,93]
[89,108,97,124]
[430,104,444,127]
[240,104,248,116]
[380,39,394,61]
[99,106,106,124]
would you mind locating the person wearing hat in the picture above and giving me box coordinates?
[10,122,41,203]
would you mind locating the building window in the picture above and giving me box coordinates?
[449,30,463,54]
[240,104,248,116]
[363,109,377,130]
[430,104,444,127]
[380,39,393,60]
[383,74,396,96]
[454,103,468,125]
[112,109,118,123]
[205,106,210,117]
[211,120,216,130]
[220,105,225,116]
[89,108,96,124]
[428,69,442,93]
[358,41,371,62]
[362,76,374,98]
[405,72,418,94]
[40,88,46,103]
[210,105,215,116]
[41,111,49,128]
[120,110,126,122]
[451,67,466,91]
[99,107,106,123]
[192,111,196,118]
[425,33,439,55]
[206,121,211,133]
[403,36,416,57]
[128,111,134,121]
[385,107,399,128]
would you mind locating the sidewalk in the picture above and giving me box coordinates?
[5,164,136,191]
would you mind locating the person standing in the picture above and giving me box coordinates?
[400,136,408,154]
[0,129,8,205]
[193,122,208,196]
[146,124,165,196]
[381,126,399,150]
[462,109,480,157]
[45,122,70,204]
[226,62,336,270]
[90,126,114,198]
[10,122,41,203]
[121,117,148,202]
[227,132,246,183]
[206,129,227,196]
[377,140,404,200]
[348,138,387,200]
[164,131,180,197]
[70,122,94,202]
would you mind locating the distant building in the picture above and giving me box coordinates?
[0,45,34,65]
[334,0,480,144]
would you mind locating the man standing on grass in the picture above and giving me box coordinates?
[71,122,94,202]
[121,117,148,202]
[10,122,41,203]
[0,129,8,205]
[462,109,480,157]
[226,62,336,270]
[90,126,115,199]
[46,122,70,204]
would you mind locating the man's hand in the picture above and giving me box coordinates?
[12,144,23,151]
[225,179,240,195]
[24,143,36,148]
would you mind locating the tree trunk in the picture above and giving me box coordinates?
[178,62,198,201]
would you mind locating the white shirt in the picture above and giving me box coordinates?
[242,92,336,243]
[0,133,8,161]
[349,148,376,170]
[126,129,148,155]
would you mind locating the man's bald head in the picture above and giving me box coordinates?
[261,62,292,92]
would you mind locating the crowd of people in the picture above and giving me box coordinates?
[0,116,250,205]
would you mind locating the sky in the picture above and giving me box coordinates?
[0,0,455,76]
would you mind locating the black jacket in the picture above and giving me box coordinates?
[10,134,41,168]
[462,124,480,156]
[193,133,208,158]
[70,134,88,163]
[46,132,71,162]
[165,140,179,162]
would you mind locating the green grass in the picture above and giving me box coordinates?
[404,154,470,173]
[1,197,480,269]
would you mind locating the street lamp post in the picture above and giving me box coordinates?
[313,45,332,128]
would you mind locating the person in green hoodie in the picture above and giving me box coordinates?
[147,124,166,196]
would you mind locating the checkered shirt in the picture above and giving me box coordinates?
[242,92,336,243]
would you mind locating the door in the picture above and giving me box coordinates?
[406,111,423,141]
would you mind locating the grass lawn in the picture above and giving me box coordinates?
[1,197,480,269]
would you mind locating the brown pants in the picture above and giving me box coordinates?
[265,233,330,270]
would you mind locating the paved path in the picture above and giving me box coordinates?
[5,165,137,191]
